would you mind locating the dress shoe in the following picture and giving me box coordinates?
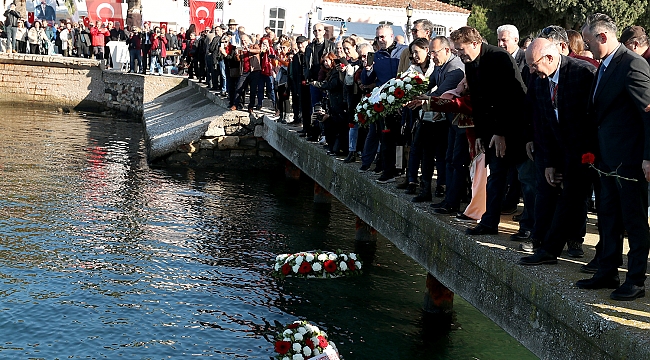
[567,241,584,258]
[430,201,447,209]
[610,283,645,301]
[395,178,409,189]
[455,213,476,222]
[434,206,459,215]
[519,238,541,253]
[343,152,357,163]
[512,213,522,222]
[501,206,518,215]
[306,137,318,142]
[376,175,395,184]
[404,183,418,195]
[509,230,530,241]
[412,192,432,202]
[466,224,498,235]
[434,185,445,197]
[519,249,558,266]
[575,275,620,290]
[580,259,599,274]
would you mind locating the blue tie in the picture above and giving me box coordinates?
[594,64,606,100]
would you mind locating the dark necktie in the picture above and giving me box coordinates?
[593,64,606,100]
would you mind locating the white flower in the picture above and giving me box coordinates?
[307,325,319,333]
[362,103,368,110]
[388,86,396,93]
[355,261,362,269]
[312,262,322,272]
[311,336,319,345]
[282,357,290,360]
[350,253,357,260]
[389,79,396,85]
[340,261,348,271]
[283,329,293,336]
[387,95,396,104]
[305,254,314,262]
[366,110,372,117]
[274,263,280,271]
[405,84,413,91]
[292,264,300,273]
[294,333,303,341]
[283,337,291,342]
[287,255,295,262]
[340,254,348,261]
[298,327,307,335]
[303,346,312,357]
[295,255,304,264]
[395,80,404,87]
[293,343,302,352]
[317,253,328,261]
[276,254,288,261]
[328,254,338,261]
[292,354,304,360]
[380,93,387,100]
[313,348,320,356]
[403,76,412,83]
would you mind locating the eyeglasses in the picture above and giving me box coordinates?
[430,48,446,55]
[529,55,546,69]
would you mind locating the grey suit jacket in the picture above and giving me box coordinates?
[590,45,650,169]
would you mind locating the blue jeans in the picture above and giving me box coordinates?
[349,123,359,152]
[129,49,142,73]
[361,122,380,167]
[309,84,323,108]
[218,59,227,92]
[6,26,17,52]
[149,55,162,75]
[205,54,214,87]
[257,75,275,107]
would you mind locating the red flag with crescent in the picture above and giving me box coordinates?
[85,0,124,25]
[190,0,214,33]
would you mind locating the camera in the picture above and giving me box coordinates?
[312,103,326,123]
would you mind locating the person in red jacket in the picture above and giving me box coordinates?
[89,20,110,62]
[149,26,168,75]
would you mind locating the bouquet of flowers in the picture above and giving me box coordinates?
[354,71,429,128]
[274,320,340,360]
[273,250,363,279]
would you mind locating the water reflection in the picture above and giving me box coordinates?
[0,109,535,359]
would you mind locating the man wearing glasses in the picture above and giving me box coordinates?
[302,23,335,140]
[398,19,434,73]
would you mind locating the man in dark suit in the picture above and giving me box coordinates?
[620,26,650,64]
[450,26,528,235]
[518,38,597,266]
[35,0,56,23]
[576,13,650,301]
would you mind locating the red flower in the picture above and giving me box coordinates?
[381,129,391,133]
[349,123,355,128]
[287,323,300,329]
[347,259,356,271]
[305,338,315,350]
[373,102,385,113]
[317,335,329,348]
[357,113,365,122]
[275,340,291,354]
[298,261,312,274]
[281,263,291,275]
[365,93,371,98]
[324,260,337,273]
[394,88,405,99]
[414,76,423,84]
[582,152,595,165]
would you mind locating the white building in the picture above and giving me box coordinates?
[135,0,469,38]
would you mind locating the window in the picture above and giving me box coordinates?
[323,16,344,22]
[268,7,286,37]
[432,24,446,37]
[379,21,394,25]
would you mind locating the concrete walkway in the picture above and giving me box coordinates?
[261,116,650,360]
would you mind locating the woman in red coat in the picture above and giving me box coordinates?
[149,26,167,75]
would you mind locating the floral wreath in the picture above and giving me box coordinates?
[354,71,429,129]
[273,251,363,279]
[274,320,339,360]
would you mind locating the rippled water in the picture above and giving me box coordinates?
[0,109,536,359]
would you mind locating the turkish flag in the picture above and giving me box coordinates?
[85,0,124,25]
[28,12,34,24]
[190,0,214,33]
[82,16,90,27]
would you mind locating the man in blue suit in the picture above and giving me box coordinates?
[35,0,56,23]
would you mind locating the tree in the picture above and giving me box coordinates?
[126,0,142,29]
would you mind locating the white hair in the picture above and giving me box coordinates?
[497,24,519,40]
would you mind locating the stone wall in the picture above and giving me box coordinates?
[0,53,186,118]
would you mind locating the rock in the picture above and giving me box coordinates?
[177,143,198,153]
[254,125,265,137]
[238,137,257,149]
[200,137,217,149]
[217,136,239,150]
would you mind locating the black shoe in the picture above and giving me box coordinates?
[580,259,599,274]
[306,137,318,142]
[518,238,541,253]
[512,213,522,222]
[412,193,432,203]
[610,283,645,301]
[343,152,357,163]
[358,164,371,172]
[433,206,459,215]
[372,166,384,174]
[501,206,518,215]
[519,249,558,266]
[455,213,476,222]
[567,241,584,258]
[297,129,307,134]
[376,175,395,184]
[466,224,498,235]
[299,133,307,137]
[326,151,337,156]
[405,183,418,195]
[575,275,620,289]
[430,201,447,209]
[509,230,531,241]
[435,185,445,197]
[395,179,409,189]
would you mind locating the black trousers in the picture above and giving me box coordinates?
[444,124,470,208]
[142,44,152,72]
[595,164,649,286]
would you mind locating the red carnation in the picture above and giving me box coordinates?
[394,88,405,99]
[275,340,291,354]
[365,93,371,97]
[305,338,315,350]
[347,259,356,271]
[581,152,595,165]
[357,113,365,122]
[287,323,300,329]
[324,260,337,273]
[414,77,423,84]
[298,261,312,274]
[349,123,355,128]
[373,102,385,113]
[281,263,291,275]
[317,335,329,348]
[381,129,391,133]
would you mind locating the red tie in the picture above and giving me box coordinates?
[551,81,558,110]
